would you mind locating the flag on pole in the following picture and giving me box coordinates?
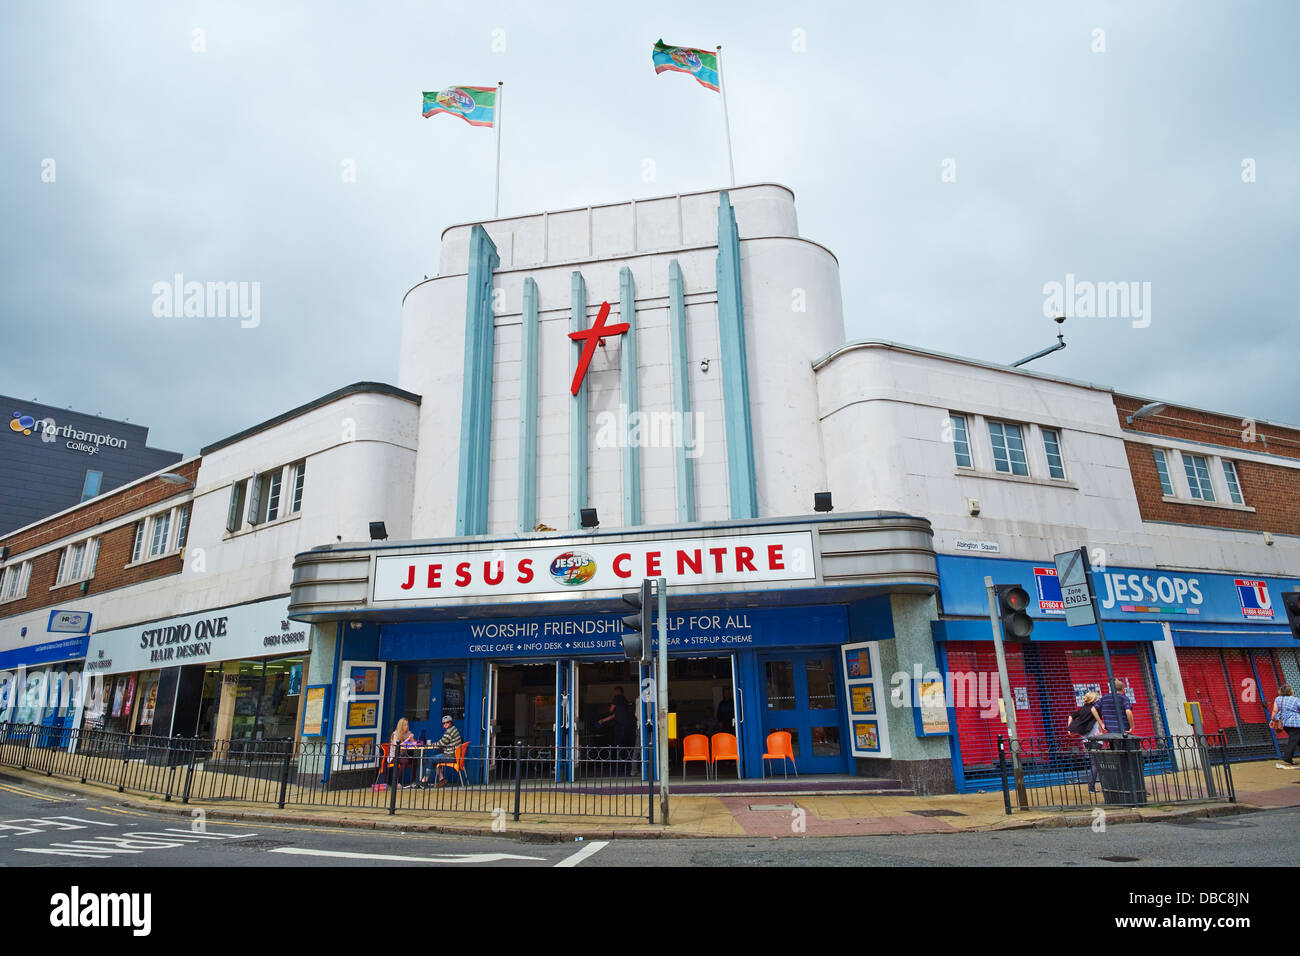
[422,86,497,127]
[652,40,719,92]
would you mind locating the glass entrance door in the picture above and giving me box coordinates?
[759,651,847,775]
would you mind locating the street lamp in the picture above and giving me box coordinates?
[1126,402,1168,426]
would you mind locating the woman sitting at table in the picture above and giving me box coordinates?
[390,718,416,788]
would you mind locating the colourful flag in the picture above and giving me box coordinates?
[422,86,497,127]
[652,39,719,92]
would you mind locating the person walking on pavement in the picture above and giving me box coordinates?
[1067,690,1104,793]
[1095,678,1135,736]
[1271,683,1300,770]
[598,685,635,766]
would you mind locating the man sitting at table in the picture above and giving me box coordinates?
[422,715,463,788]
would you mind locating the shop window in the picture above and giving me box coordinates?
[1221,459,1244,505]
[1,561,31,601]
[764,661,796,710]
[950,414,973,468]
[56,537,99,586]
[405,672,432,723]
[1041,428,1066,480]
[227,480,247,533]
[805,657,839,709]
[1153,449,1174,496]
[1182,453,1216,501]
[988,421,1029,476]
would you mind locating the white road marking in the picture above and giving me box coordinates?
[554,840,608,867]
[268,847,545,864]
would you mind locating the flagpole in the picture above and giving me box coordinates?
[494,81,504,218]
[716,45,735,186]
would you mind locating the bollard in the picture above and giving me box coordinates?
[278,743,293,809]
[182,738,198,804]
[997,736,1012,816]
[118,732,131,793]
[513,740,524,822]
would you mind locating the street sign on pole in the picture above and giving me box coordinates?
[1054,547,1097,628]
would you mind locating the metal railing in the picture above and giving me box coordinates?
[0,722,656,822]
[996,733,1236,813]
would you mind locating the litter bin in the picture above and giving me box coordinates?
[1091,733,1147,806]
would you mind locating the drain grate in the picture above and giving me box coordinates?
[1100,855,1140,863]
[747,803,798,811]
[907,809,966,818]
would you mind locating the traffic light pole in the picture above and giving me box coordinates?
[656,576,668,825]
[985,576,1028,809]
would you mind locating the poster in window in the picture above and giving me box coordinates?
[915,679,951,736]
[121,673,138,721]
[849,685,876,715]
[349,666,380,695]
[347,701,378,729]
[288,662,303,696]
[342,734,376,765]
[1013,686,1029,711]
[845,649,872,679]
[301,685,328,736]
[853,721,880,752]
[140,680,159,726]
[110,678,126,718]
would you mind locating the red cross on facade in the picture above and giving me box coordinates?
[568,300,628,396]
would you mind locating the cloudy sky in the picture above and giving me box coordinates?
[3,1,1296,456]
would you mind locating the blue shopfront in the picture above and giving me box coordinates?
[0,627,91,740]
[330,601,891,781]
[933,553,1300,788]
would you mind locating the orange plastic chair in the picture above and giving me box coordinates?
[762,731,797,778]
[433,741,470,786]
[372,742,392,788]
[711,733,740,779]
[682,734,712,780]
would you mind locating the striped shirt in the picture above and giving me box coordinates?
[434,724,463,756]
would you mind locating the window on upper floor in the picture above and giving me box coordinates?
[1152,449,1175,496]
[988,421,1029,476]
[80,469,103,503]
[177,503,191,549]
[1221,459,1244,505]
[950,415,973,469]
[0,561,32,602]
[226,460,305,534]
[1041,428,1067,480]
[130,504,190,564]
[132,520,146,563]
[55,537,99,586]
[1182,453,1216,501]
[148,510,172,557]
[290,460,306,514]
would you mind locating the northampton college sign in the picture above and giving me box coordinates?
[372,532,817,604]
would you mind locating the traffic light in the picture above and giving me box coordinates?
[1283,590,1300,641]
[621,578,653,663]
[995,584,1034,640]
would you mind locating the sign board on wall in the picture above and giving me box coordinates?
[841,641,891,759]
[372,532,817,604]
[84,597,307,676]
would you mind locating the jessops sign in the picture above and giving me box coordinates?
[84,597,307,675]
[939,555,1298,626]
[372,532,817,604]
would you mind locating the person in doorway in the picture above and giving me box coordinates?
[423,715,464,788]
[1271,683,1300,769]
[716,696,735,734]
[389,718,416,789]
[598,686,635,766]
[1067,691,1104,792]
[1094,679,1135,736]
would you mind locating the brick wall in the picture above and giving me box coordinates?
[1117,397,1300,534]
[0,458,198,615]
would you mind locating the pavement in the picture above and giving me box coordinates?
[3,759,1298,841]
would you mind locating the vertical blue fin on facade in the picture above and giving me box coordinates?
[716,191,758,519]
[668,259,696,522]
[570,271,589,530]
[517,277,540,532]
[455,224,500,535]
[619,266,642,526]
